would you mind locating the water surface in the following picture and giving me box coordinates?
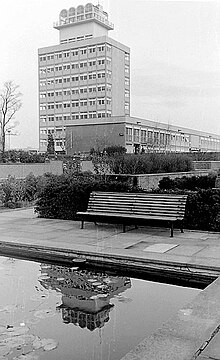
[0,256,200,360]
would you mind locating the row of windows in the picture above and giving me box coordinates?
[39,44,112,62]
[40,127,65,135]
[125,53,129,62]
[40,85,111,98]
[125,78,129,86]
[40,97,111,111]
[125,89,130,97]
[125,103,129,110]
[40,140,64,147]
[39,71,111,86]
[126,128,190,144]
[40,111,112,124]
[60,34,93,44]
[200,137,220,144]
[39,58,111,75]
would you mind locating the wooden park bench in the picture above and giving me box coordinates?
[77,192,188,237]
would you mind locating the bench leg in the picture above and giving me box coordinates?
[123,224,126,233]
[170,222,174,237]
[94,221,97,226]
[81,220,84,229]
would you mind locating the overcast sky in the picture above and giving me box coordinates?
[0,0,220,149]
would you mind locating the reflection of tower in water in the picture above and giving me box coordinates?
[39,264,131,331]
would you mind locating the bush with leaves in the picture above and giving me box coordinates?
[159,174,216,191]
[0,176,25,208]
[2,150,46,163]
[91,152,193,175]
[35,173,137,220]
[184,189,220,231]
[0,173,47,208]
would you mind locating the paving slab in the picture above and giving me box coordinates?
[195,246,220,259]
[167,245,207,256]
[142,243,178,253]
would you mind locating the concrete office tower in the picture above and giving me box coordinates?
[38,3,130,153]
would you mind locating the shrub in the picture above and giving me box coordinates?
[23,173,39,202]
[0,173,45,208]
[95,153,193,175]
[159,174,216,190]
[0,176,25,207]
[154,186,220,231]
[35,173,137,220]
[3,150,46,163]
[185,189,220,231]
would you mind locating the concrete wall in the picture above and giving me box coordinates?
[111,45,127,116]
[109,170,210,191]
[136,170,210,190]
[0,161,63,179]
[66,122,126,154]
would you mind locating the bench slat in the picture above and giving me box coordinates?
[83,211,185,219]
[77,211,183,221]
[87,207,184,214]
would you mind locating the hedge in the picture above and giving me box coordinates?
[92,152,193,175]
[0,174,43,208]
[159,174,216,191]
[185,189,220,231]
[35,173,137,220]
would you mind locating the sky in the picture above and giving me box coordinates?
[0,0,220,149]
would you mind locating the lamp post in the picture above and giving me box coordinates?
[7,130,11,151]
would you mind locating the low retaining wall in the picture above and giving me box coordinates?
[136,170,210,190]
[0,161,63,179]
[108,170,210,190]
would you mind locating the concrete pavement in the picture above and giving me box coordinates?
[1,207,220,359]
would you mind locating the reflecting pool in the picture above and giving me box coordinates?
[0,256,200,360]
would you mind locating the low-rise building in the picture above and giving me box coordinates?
[66,116,220,154]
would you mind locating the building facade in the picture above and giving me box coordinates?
[38,3,130,153]
[66,116,220,154]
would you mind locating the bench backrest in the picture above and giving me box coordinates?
[87,192,188,220]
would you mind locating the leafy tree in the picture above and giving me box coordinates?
[0,81,22,162]
[47,133,55,154]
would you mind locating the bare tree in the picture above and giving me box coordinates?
[0,81,22,161]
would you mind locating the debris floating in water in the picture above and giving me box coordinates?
[72,258,86,264]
